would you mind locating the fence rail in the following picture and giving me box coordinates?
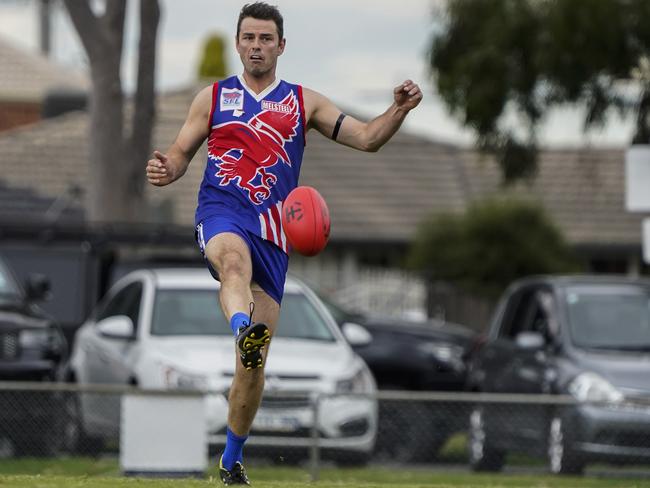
[0,381,582,403]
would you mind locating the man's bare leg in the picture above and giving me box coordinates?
[204,232,254,320]
[218,287,280,482]
[205,234,281,475]
[227,286,280,435]
[206,233,271,370]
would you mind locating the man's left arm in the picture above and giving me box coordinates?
[304,80,422,152]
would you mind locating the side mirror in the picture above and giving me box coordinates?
[515,331,545,350]
[97,315,135,340]
[25,274,51,302]
[341,322,372,346]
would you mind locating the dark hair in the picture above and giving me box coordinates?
[237,2,284,41]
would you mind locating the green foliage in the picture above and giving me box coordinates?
[408,198,581,299]
[198,33,228,80]
[430,0,650,183]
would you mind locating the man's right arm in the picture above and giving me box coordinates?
[147,85,213,186]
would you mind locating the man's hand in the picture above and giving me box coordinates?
[146,150,174,186]
[394,80,423,112]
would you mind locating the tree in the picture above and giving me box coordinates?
[63,0,160,223]
[407,198,580,299]
[198,33,228,80]
[430,0,650,183]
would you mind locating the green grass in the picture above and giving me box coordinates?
[2,458,650,488]
[0,458,118,477]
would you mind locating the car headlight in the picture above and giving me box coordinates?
[19,327,64,354]
[161,365,208,391]
[568,372,623,403]
[416,341,466,369]
[19,329,49,348]
[335,366,374,393]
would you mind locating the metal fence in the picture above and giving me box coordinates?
[2,382,650,480]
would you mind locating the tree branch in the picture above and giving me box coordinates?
[62,0,99,57]
[102,0,126,62]
[129,0,161,200]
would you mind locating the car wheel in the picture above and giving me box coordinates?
[374,394,405,460]
[376,401,451,463]
[61,391,82,453]
[548,416,584,475]
[402,423,452,463]
[468,407,505,472]
[61,389,104,457]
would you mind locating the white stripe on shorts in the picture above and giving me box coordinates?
[267,207,279,245]
[259,213,267,240]
[276,201,287,252]
[197,222,206,252]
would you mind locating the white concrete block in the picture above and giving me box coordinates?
[120,394,207,477]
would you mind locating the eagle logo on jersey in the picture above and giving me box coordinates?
[208,91,300,205]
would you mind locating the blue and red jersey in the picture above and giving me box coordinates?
[195,75,307,254]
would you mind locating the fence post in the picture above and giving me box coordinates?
[309,392,321,482]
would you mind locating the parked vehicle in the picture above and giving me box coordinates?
[466,275,650,474]
[0,254,67,456]
[324,297,476,462]
[64,268,377,464]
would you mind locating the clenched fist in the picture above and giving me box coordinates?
[146,150,175,186]
[393,80,423,112]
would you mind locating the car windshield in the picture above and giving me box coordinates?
[0,258,20,297]
[565,285,650,350]
[151,289,336,342]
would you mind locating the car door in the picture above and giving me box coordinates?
[86,282,139,382]
[482,284,556,452]
[83,281,142,434]
[95,281,142,386]
[478,287,536,393]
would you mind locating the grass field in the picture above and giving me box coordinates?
[2,458,650,488]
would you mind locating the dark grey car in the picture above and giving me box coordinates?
[466,275,650,474]
[0,254,67,456]
[324,298,475,462]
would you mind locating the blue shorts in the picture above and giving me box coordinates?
[195,215,288,305]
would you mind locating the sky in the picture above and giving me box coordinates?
[0,0,638,147]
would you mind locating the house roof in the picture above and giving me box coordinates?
[300,130,467,243]
[460,148,644,247]
[0,84,642,249]
[0,36,88,102]
[0,179,84,223]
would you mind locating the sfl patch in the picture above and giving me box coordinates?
[221,88,244,112]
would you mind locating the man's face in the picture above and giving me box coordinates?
[236,17,285,78]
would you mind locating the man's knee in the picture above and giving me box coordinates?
[216,250,249,281]
[205,233,251,282]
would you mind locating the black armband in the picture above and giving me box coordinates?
[332,113,346,141]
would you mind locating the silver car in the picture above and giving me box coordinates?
[65,268,377,464]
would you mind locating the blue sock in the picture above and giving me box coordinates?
[230,312,249,335]
[222,427,248,470]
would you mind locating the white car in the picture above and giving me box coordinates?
[64,268,377,464]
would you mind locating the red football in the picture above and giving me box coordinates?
[282,186,331,256]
